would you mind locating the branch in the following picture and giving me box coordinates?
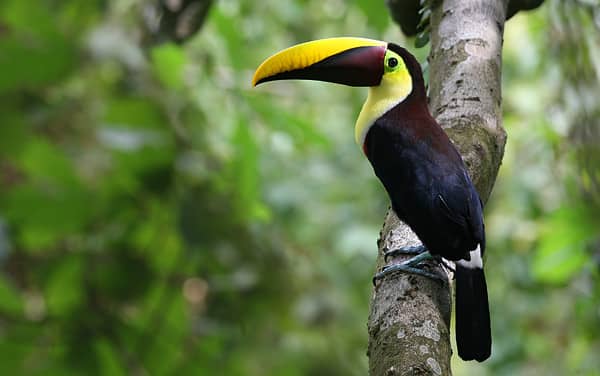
[368,211,452,376]
[386,0,543,37]
[428,0,508,198]
[142,0,214,45]
[368,1,509,374]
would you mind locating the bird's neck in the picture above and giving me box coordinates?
[354,73,413,147]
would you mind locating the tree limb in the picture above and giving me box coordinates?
[368,1,509,374]
[142,0,214,45]
[368,211,452,376]
[386,0,543,36]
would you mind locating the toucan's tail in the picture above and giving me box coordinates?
[455,260,491,362]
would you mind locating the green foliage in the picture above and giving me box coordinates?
[533,205,597,284]
[151,43,187,89]
[0,1,78,93]
[0,0,598,375]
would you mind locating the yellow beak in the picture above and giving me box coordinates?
[252,37,387,87]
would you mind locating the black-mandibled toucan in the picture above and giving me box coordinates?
[252,37,491,362]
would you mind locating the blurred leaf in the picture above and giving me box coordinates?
[0,276,23,316]
[0,35,76,93]
[104,97,166,130]
[90,252,153,302]
[0,342,30,374]
[19,138,78,186]
[210,9,247,70]
[532,205,597,284]
[0,1,77,93]
[355,0,390,32]
[95,338,126,376]
[97,97,175,196]
[151,43,186,89]
[132,199,182,275]
[45,256,84,315]
[414,28,430,48]
[140,293,187,374]
[227,118,270,221]
[1,185,93,249]
[246,95,329,147]
[0,111,30,157]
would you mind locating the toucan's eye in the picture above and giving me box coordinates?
[388,57,398,68]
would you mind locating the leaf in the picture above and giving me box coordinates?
[98,97,176,195]
[533,243,589,285]
[151,43,186,89]
[45,256,84,315]
[1,184,94,250]
[417,9,431,30]
[245,94,329,148]
[228,118,270,222]
[95,338,126,376]
[211,9,247,70]
[415,28,431,49]
[0,342,30,374]
[104,97,166,130]
[355,0,390,32]
[0,1,77,93]
[19,138,78,186]
[532,205,598,284]
[0,111,30,157]
[0,276,23,316]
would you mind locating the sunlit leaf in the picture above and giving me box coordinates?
[355,0,390,32]
[532,205,598,284]
[151,43,186,89]
[211,9,247,70]
[104,97,166,130]
[19,138,78,186]
[246,94,330,148]
[0,276,23,316]
[1,185,93,250]
[227,118,270,222]
[0,111,29,157]
[95,338,126,376]
[0,1,76,93]
[45,256,84,315]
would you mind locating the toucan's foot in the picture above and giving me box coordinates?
[373,251,447,285]
[439,258,456,274]
[384,244,427,262]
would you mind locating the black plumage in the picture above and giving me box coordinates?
[253,38,492,362]
[364,44,491,362]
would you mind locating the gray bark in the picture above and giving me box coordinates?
[368,211,452,376]
[368,1,509,374]
[429,0,508,199]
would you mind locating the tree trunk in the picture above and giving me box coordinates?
[367,1,509,374]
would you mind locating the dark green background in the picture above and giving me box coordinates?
[0,0,598,374]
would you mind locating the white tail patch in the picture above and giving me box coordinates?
[456,244,483,269]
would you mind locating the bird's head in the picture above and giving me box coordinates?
[252,37,426,147]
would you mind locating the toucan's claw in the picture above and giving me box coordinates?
[373,264,445,285]
[373,251,447,285]
[438,258,456,274]
[383,244,427,262]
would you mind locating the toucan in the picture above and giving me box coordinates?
[252,37,491,362]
